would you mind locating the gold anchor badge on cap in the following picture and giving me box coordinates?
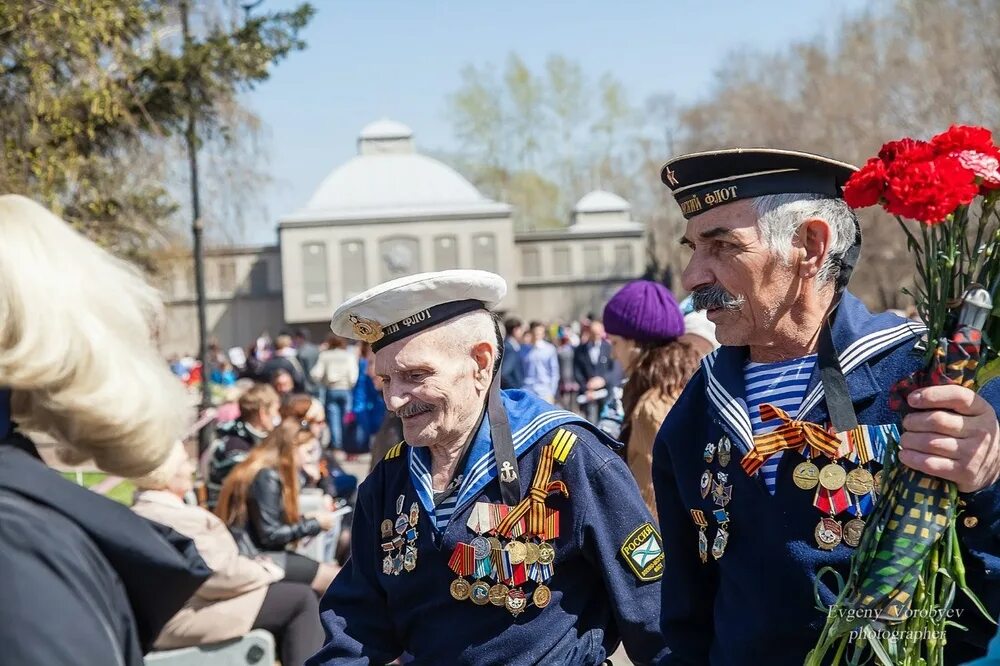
[349,314,384,343]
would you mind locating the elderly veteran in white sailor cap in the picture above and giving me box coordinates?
[307,270,666,666]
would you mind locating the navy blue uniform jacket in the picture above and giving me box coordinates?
[309,390,667,665]
[652,293,1000,665]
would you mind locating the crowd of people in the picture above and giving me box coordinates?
[9,139,1000,666]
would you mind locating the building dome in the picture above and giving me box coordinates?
[285,120,510,223]
[573,190,631,214]
[358,119,413,140]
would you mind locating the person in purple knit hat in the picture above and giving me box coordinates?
[602,280,704,518]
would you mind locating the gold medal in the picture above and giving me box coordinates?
[506,540,527,565]
[818,463,847,491]
[470,581,491,605]
[524,542,540,565]
[815,517,843,550]
[450,578,471,601]
[537,541,556,565]
[792,461,820,490]
[699,470,712,498]
[843,518,865,548]
[488,583,510,606]
[532,584,552,609]
[488,536,502,552]
[845,468,875,496]
[380,519,393,539]
[874,470,883,490]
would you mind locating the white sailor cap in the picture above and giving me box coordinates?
[330,269,507,352]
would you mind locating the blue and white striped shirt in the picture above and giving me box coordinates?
[744,354,816,494]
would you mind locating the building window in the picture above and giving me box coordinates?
[249,260,268,294]
[583,245,603,275]
[472,233,497,273]
[613,245,634,275]
[379,237,420,281]
[521,247,541,278]
[217,260,236,294]
[302,242,329,308]
[552,246,571,277]
[341,240,367,299]
[434,235,459,270]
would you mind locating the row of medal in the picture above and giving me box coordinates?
[380,494,420,575]
[448,500,559,616]
[791,456,881,550]
[691,436,734,563]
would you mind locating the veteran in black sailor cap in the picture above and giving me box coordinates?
[652,149,1000,664]
[307,269,666,666]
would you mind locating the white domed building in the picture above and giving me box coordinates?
[157,120,647,354]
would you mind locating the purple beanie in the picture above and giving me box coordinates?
[602,280,684,343]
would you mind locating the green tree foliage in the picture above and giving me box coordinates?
[0,1,313,267]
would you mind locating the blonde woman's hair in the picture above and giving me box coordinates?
[132,441,189,491]
[0,195,190,476]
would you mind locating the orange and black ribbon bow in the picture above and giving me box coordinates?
[741,403,841,476]
[496,444,568,537]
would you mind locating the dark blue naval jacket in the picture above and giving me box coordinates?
[309,390,668,666]
[652,293,1000,665]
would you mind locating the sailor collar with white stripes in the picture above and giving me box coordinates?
[407,391,585,532]
[700,293,925,456]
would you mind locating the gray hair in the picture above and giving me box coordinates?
[750,193,858,285]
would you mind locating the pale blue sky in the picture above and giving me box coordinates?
[243,0,869,242]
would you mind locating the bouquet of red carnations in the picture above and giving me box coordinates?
[807,126,1000,666]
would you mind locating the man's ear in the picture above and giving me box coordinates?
[471,341,495,390]
[797,218,831,279]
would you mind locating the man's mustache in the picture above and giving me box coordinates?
[396,401,434,417]
[691,284,746,311]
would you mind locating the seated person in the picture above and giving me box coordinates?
[204,383,280,509]
[216,420,339,594]
[132,442,323,666]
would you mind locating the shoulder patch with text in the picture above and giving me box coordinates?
[620,522,664,582]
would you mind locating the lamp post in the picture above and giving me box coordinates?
[180,0,212,454]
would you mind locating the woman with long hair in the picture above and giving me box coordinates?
[216,420,339,594]
[603,280,703,519]
[0,195,208,664]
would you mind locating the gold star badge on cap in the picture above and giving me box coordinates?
[349,314,384,343]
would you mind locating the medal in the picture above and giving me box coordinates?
[470,581,491,605]
[718,436,731,468]
[489,583,510,606]
[711,526,729,560]
[506,540,527,565]
[711,481,732,508]
[395,514,409,534]
[874,469,883,490]
[505,588,528,616]
[699,470,711,498]
[488,536,503,552]
[792,461,820,490]
[845,468,874,496]
[396,494,405,515]
[383,556,393,575]
[698,530,709,563]
[404,547,417,571]
[532,584,551,609]
[713,508,729,524]
[380,519,393,539]
[450,578,471,601]
[409,502,420,527]
[818,463,847,491]
[471,536,491,560]
[704,442,715,463]
[815,517,842,550]
[537,541,556,565]
[523,542,540,565]
[843,518,865,548]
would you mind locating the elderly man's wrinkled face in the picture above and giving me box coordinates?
[680,199,799,347]
[374,321,492,448]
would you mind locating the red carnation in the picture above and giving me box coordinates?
[843,158,887,209]
[931,124,997,155]
[882,155,978,224]
[878,138,935,164]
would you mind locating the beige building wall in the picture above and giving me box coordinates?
[279,214,519,324]
[513,231,646,323]
[158,246,285,356]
